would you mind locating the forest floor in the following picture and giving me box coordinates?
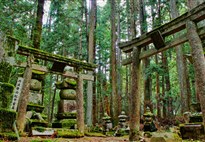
[19,136,129,142]
[15,136,205,142]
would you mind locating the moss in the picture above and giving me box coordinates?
[29,119,48,127]
[56,112,77,119]
[60,119,77,128]
[32,70,45,81]
[0,82,14,108]
[0,108,16,132]
[57,129,84,138]
[32,126,46,132]
[85,132,105,137]
[64,78,77,86]
[0,62,12,82]
[0,132,18,141]
[27,103,45,113]
[18,45,97,70]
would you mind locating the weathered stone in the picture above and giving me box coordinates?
[28,91,42,105]
[58,100,77,113]
[60,89,76,100]
[30,79,42,91]
[150,137,166,142]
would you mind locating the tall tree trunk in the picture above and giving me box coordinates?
[129,47,141,141]
[140,0,151,112]
[128,0,137,119]
[86,0,96,127]
[170,0,190,114]
[110,0,118,126]
[116,3,122,114]
[32,0,45,49]
[17,55,33,133]
[187,0,205,131]
[161,53,167,118]
[155,55,161,118]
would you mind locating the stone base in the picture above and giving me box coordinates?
[180,123,204,139]
[0,132,18,141]
[32,127,55,136]
[52,119,76,129]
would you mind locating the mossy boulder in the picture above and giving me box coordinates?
[60,89,76,100]
[30,79,42,91]
[0,108,16,132]
[0,82,14,108]
[0,62,12,83]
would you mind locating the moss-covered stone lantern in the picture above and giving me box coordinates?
[102,113,112,132]
[143,107,157,132]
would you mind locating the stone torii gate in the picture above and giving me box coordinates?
[119,2,205,140]
[6,36,96,134]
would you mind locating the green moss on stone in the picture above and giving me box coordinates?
[85,132,105,137]
[0,108,16,132]
[0,132,18,141]
[33,126,46,132]
[29,119,48,127]
[56,112,77,119]
[0,82,14,108]
[0,62,12,82]
[60,119,77,128]
[57,129,84,138]
[27,103,45,113]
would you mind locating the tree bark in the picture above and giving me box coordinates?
[17,55,33,133]
[110,0,119,126]
[86,0,96,127]
[186,20,205,131]
[170,0,190,113]
[129,47,141,141]
[32,0,45,49]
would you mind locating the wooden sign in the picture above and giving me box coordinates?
[11,77,24,111]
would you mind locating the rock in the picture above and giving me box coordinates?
[150,132,182,142]
[60,89,76,100]
[30,79,42,91]
[150,137,166,142]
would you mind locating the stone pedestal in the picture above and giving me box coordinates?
[26,71,48,134]
[52,78,77,130]
[180,103,204,140]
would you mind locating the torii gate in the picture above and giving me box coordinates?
[119,2,205,140]
[6,36,96,134]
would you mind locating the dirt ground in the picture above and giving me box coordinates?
[18,136,129,142]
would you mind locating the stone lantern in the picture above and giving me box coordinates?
[143,107,157,132]
[102,113,112,132]
[118,111,128,128]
